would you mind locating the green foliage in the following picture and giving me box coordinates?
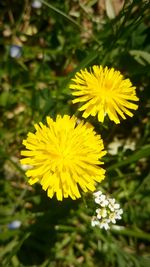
[0,0,150,266]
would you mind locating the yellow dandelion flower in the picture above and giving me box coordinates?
[20,115,106,201]
[70,65,139,124]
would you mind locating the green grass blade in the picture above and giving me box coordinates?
[108,145,150,171]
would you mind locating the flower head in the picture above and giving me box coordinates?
[31,0,42,8]
[20,115,106,201]
[94,192,109,206]
[8,220,22,230]
[96,207,107,219]
[91,191,123,230]
[70,65,139,124]
[91,216,100,227]
[99,219,110,230]
[10,45,22,58]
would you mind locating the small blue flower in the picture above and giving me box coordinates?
[8,220,21,230]
[10,45,22,58]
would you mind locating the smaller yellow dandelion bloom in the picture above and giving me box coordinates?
[70,65,139,124]
[20,115,106,201]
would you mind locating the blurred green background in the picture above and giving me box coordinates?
[0,0,150,266]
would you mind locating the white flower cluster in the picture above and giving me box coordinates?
[91,191,123,230]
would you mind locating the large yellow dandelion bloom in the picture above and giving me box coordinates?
[70,65,139,124]
[20,115,106,201]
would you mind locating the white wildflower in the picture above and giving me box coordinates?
[94,191,109,206]
[96,208,107,219]
[31,0,42,8]
[108,198,120,211]
[99,219,110,230]
[91,192,123,230]
[91,217,100,227]
[107,137,123,155]
[8,220,21,230]
[115,208,123,220]
[93,190,102,198]
[109,212,117,224]
[10,45,22,58]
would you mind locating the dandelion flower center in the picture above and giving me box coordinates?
[70,65,139,124]
[20,115,106,201]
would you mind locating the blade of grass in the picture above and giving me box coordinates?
[108,145,150,171]
[4,232,31,267]
[41,0,81,29]
[111,226,150,241]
